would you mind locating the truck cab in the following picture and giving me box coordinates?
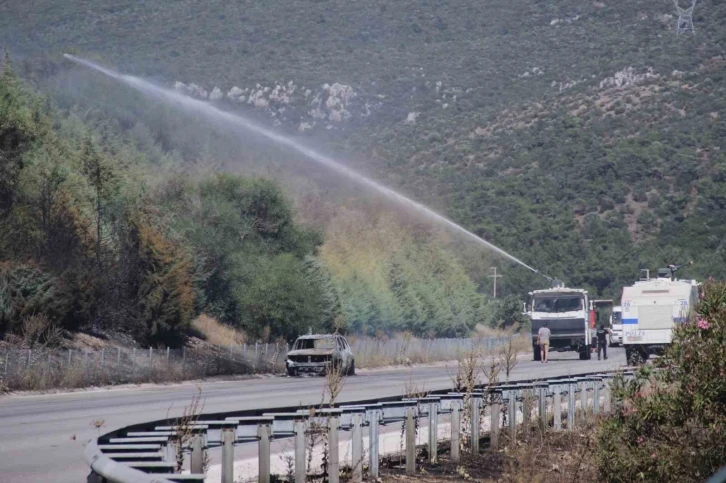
[529,285,592,360]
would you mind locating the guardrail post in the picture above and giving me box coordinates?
[427,402,438,464]
[522,389,531,428]
[369,409,381,477]
[593,378,600,415]
[553,386,562,431]
[258,423,271,483]
[567,382,576,429]
[580,381,588,419]
[351,413,363,483]
[191,434,204,474]
[508,392,517,443]
[328,416,340,483]
[470,396,480,455]
[538,385,547,430]
[406,407,416,474]
[603,379,612,413]
[490,401,500,449]
[222,427,235,483]
[450,401,461,463]
[294,419,306,483]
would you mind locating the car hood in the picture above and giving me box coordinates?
[287,349,334,357]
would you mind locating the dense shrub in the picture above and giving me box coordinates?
[597,279,726,482]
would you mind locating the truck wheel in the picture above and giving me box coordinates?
[579,345,591,360]
[287,366,297,377]
[347,360,356,376]
[533,343,541,361]
[626,347,645,366]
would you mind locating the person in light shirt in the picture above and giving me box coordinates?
[537,322,551,363]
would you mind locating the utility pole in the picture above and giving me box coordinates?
[489,267,502,298]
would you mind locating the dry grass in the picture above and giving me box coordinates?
[168,387,206,472]
[381,418,599,482]
[191,314,247,346]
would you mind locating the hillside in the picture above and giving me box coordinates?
[3,0,726,299]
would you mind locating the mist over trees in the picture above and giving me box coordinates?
[1,57,503,346]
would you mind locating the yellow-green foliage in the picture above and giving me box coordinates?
[321,205,489,336]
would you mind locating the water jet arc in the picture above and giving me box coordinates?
[63,54,547,277]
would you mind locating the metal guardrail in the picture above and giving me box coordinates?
[85,367,637,483]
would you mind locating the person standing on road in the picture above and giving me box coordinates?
[597,323,610,360]
[537,322,551,363]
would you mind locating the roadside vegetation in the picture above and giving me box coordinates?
[1,56,523,366]
[379,280,726,483]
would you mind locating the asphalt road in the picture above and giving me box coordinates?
[0,347,626,482]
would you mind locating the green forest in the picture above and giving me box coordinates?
[0,56,497,345]
[2,0,726,345]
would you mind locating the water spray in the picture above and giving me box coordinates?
[63,54,554,281]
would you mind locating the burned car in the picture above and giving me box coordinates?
[286,334,355,376]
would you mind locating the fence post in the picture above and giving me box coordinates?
[166,347,170,368]
[182,347,186,376]
[4,351,9,379]
[450,401,461,463]
[580,381,588,420]
[149,347,153,371]
[593,378,601,415]
[328,416,340,483]
[116,347,121,367]
[294,419,306,483]
[68,349,72,367]
[132,348,137,378]
[258,423,271,483]
[406,408,416,474]
[27,349,32,369]
[222,428,235,483]
[101,349,105,370]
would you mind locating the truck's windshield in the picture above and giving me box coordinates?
[533,295,583,313]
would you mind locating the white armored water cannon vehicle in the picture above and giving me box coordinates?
[621,262,699,365]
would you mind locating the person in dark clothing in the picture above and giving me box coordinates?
[596,324,610,360]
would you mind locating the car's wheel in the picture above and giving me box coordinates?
[287,366,297,377]
[348,360,356,376]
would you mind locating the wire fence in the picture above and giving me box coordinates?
[0,335,522,391]
[0,342,287,391]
